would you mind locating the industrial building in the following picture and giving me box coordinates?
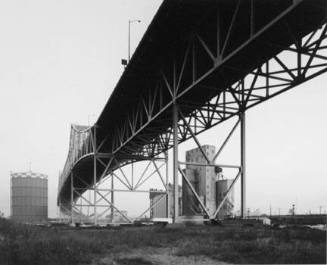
[149,189,167,218]
[149,145,234,220]
[149,184,182,219]
[184,145,234,218]
[10,171,48,223]
[183,145,217,216]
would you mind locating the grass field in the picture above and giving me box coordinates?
[0,218,326,265]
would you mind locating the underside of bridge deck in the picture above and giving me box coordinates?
[58,0,327,224]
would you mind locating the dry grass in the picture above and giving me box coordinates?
[0,218,325,265]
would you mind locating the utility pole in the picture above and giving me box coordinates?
[122,19,141,68]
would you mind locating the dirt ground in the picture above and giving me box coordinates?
[94,247,230,265]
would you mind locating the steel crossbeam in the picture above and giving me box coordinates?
[98,24,327,163]
[61,140,169,225]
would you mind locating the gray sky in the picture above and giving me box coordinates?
[0,0,326,218]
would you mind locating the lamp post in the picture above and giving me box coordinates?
[128,19,141,62]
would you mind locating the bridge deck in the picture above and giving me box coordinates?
[58,0,327,206]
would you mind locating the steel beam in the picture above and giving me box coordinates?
[178,167,211,218]
[179,161,241,169]
[165,152,169,218]
[138,194,167,219]
[212,169,241,219]
[111,174,114,222]
[173,103,179,222]
[240,112,246,218]
[212,119,240,162]
[93,127,97,225]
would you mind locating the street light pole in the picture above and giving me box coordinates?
[128,19,141,63]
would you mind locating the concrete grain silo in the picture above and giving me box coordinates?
[183,145,217,216]
[10,171,48,223]
[182,145,235,219]
[182,168,201,215]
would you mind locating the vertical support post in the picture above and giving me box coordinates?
[80,197,83,223]
[111,174,114,222]
[240,112,246,218]
[297,38,302,77]
[87,190,90,217]
[70,172,74,225]
[172,104,179,222]
[266,62,269,97]
[93,126,97,225]
[131,163,134,189]
[165,151,170,218]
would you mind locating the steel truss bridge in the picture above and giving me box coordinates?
[57,0,327,224]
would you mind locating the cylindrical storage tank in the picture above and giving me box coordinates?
[10,171,48,223]
[216,179,234,219]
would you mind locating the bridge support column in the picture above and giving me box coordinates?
[70,172,74,225]
[93,126,98,226]
[165,151,170,219]
[240,112,246,218]
[172,103,179,223]
[111,173,114,221]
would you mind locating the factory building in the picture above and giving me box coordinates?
[149,189,167,218]
[183,145,234,218]
[10,171,48,223]
[149,145,234,220]
[183,145,217,216]
[149,184,182,219]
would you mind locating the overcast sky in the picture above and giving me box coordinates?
[0,0,326,218]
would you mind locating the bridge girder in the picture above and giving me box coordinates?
[58,0,327,223]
